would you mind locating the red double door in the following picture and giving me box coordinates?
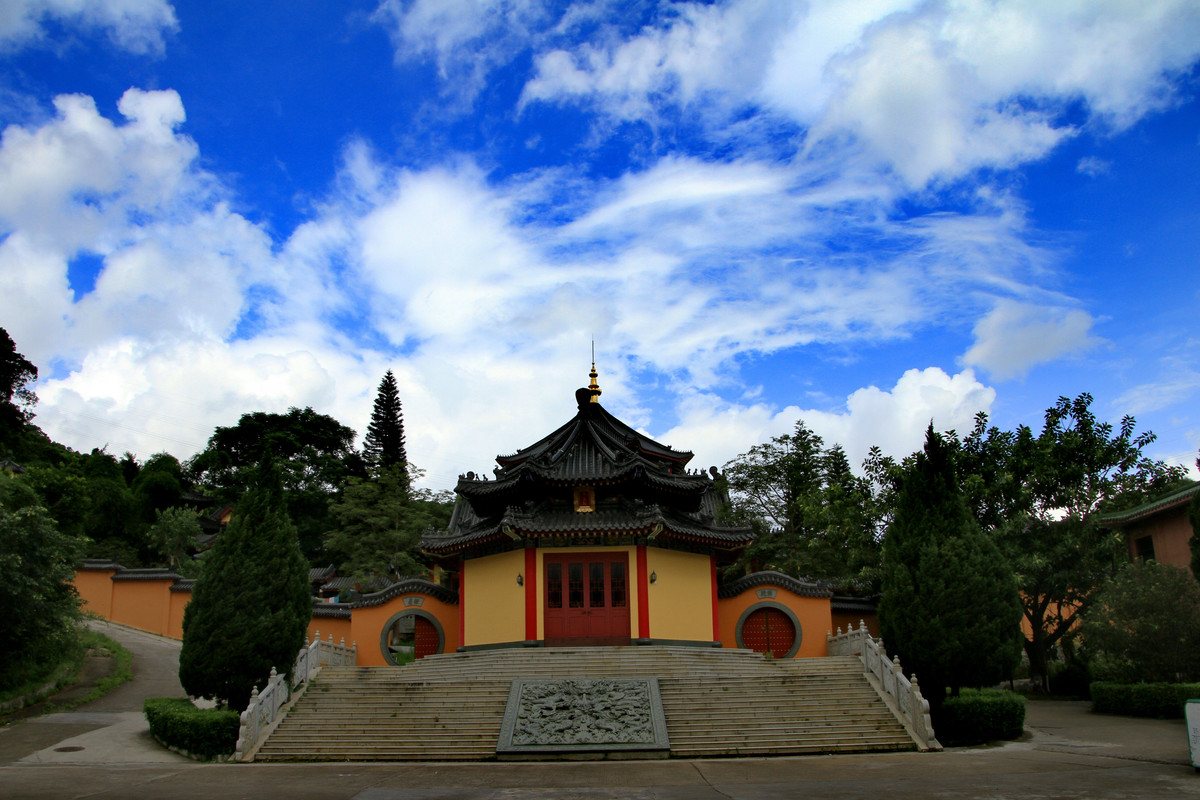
[543,552,631,646]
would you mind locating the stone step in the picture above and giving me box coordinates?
[254,647,914,762]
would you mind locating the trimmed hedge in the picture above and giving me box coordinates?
[934,689,1026,747]
[1090,682,1200,719]
[143,698,240,760]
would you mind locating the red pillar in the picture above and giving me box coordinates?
[458,558,465,648]
[524,546,538,641]
[636,545,650,639]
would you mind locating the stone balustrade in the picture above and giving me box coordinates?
[827,621,941,751]
[235,631,357,762]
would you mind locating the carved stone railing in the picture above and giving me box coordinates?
[828,621,941,751]
[235,631,357,761]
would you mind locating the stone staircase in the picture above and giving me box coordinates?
[253,647,917,761]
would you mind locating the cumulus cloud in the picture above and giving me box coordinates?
[962,300,1100,381]
[662,367,996,473]
[0,0,178,54]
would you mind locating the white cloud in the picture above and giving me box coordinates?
[0,0,178,54]
[662,367,996,474]
[520,0,1200,187]
[962,300,1099,380]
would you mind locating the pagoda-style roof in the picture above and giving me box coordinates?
[422,383,754,558]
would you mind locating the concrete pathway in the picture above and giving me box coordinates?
[1,622,1198,798]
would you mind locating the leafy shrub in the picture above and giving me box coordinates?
[934,689,1026,746]
[1090,682,1200,719]
[143,697,239,759]
[1048,661,1092,699]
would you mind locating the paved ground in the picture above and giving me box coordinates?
[1,621,1197,799]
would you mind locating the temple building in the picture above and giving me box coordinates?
[408,365,841,660]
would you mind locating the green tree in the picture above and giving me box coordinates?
[363,370,408,481]
[0,327,37,448]
[178,460,312,710]
[149,506,203,571]
[951,394,1186,691]
[323,465,448,584]
[0,475,83,692]
[1081,560,1200,683]
[723,421,881,583]
[188,407,365,559]
[879,425,1022,712]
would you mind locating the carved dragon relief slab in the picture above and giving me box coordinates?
[497,677,670,753]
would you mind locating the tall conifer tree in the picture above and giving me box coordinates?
[879,425,1022,712]
[179,458,311,710]
[363,370,408,483]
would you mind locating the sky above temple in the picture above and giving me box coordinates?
[1,0,1198,489]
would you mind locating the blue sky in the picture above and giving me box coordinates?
[1,0,1198,490]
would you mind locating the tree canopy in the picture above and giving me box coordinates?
[179,460,311,710]
[363,370,408,481]
[722,421,881,585]
[878,425,1022,709]
[0,327,37,447]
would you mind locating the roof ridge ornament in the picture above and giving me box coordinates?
[588,342,602,403]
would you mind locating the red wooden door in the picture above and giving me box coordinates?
[740,607,796,657]
[544,553,631,646]
[414,616,439,659]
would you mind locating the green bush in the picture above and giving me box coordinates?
[1048,661,1092,699]
[1090,681,1200,719]
[934,689,1026,747]
[143,697,240,759]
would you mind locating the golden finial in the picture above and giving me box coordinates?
[589,342,602,403]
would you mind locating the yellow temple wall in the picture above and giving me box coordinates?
[349,591,461,666]
[645,548,714,642]
[462,549,526,646]
[717,581,832,658]
[74,567,116,619]
[110,578,175,636]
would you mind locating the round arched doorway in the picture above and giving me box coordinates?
[735,603,801,659]
[380,610,444,665]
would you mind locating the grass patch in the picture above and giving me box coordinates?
[0,626,133,716]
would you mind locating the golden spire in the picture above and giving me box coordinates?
[588,343,602,403]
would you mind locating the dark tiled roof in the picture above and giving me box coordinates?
[1098,482,1200,526]
[717,570,832,599]
[111,568,183,582]
[309,565,337,582]
[352,578,458,607]
[79,559,122,571]
[313,603,351,619]
[424,495,753,554]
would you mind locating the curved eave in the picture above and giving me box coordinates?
[718,570,832,599]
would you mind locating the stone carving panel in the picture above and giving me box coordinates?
[497,677,669,753]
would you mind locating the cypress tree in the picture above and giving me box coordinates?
[179,458,311,710]
[879,425,1022,712]
[363,370,408,482]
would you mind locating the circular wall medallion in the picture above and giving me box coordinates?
[734,602,802,659]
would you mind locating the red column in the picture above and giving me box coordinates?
[636,545,650,639]
[524,546,538,641]
[711,556,719,643]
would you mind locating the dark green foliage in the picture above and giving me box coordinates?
[143,698,240,759]
[149,506,203,570]
[1080,560,1200,683]
[1048,660,1092,699]
[179,461,312,711]
[188,406,364,559]
[363,370,408,481]
[949,394,1182,691]
[879,425,1022,709]
[0,327,37,446]
[1189,489,1200,582]
[723,421,882,584]
[132,453,185,525]
[0,476,84,692]
[1090,682,1200,719]
[935,689,1026,746]
[323,465,450,583]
